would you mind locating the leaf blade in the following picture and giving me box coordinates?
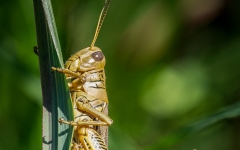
[144,102,240,150]
[33,0,73,149]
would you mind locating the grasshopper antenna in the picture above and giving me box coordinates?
[90,0,111,49]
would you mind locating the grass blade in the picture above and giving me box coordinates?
[33,0,73,149]
[145,102,240,150]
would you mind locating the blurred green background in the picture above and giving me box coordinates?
[1,0,240,149]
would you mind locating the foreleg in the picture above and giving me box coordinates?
[51,67,83,79]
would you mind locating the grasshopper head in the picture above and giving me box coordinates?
[77,46,106,72]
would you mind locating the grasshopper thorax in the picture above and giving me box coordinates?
[65,46,106,73]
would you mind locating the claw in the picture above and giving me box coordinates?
[58,118,65,125]
[51,67,57,71]
[33,46,38,55]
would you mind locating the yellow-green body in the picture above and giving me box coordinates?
[52,47,113,150]
[52,0,112,149]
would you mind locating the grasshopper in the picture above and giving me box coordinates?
[52,0,113,149]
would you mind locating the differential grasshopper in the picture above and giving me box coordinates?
[52,0,113,149]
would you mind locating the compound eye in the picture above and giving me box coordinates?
[91,51,104,61]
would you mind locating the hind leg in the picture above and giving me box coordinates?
[78,127,108,150]
[74,91,113,126]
